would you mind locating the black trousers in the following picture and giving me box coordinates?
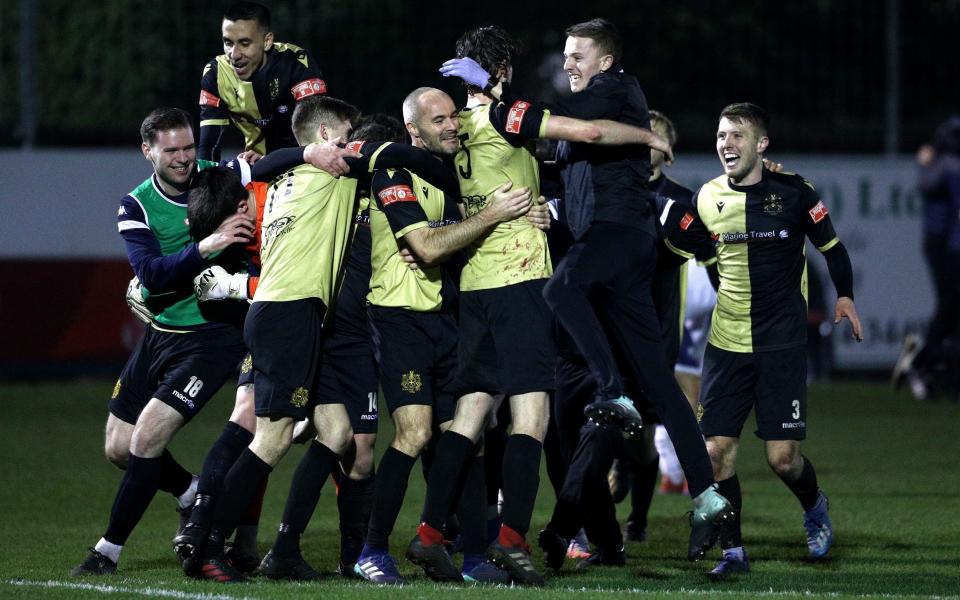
[543,222,714,497]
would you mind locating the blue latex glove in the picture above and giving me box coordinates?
[438,57,491,89]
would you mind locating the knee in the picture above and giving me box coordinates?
[706,439,735,478]
[393,423,431,456]
[349,436,376,478]
[249,426,293,466]
[766,449,800,478]
[129,425,170,458]
[317,421,354,456]
[104,438,129,469]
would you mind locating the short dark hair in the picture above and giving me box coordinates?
[649,110,677,148]
[720,102,770,136]
[292,96,361,145]
[456,26,522,88]
[349,113,407,144]
[565,18,621,63]
[140,107,193,146]
[188,167,247,241]
[224,1,271,29]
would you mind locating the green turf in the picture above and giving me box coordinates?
[0,380,958,599]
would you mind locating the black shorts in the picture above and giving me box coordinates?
[456,279,557,397]
[368,306,457,423]
[244,299,326,420]
[109,324,246,424]
[237,353,255,387]
[316,327,379,434]
[699,343,808,441]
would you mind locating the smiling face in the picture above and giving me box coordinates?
[407,91,460,156]
[562,36,611,93]
[222,18,274,81]
[716,116,768,185]
[142,126,196,194]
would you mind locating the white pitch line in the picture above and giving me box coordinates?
[4,579,256,600]
[554,586,960,599]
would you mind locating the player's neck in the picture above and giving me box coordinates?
[649,165,663,181]
[466,91,494,108]
[730,163,763,187]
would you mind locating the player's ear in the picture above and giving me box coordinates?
[263,31,274,52]
[599,54,614,72]
[404,121,419,141]
[317,122,329,143]
[757,135,769,154]
[141,143,153,162]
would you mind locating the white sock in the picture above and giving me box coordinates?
[654,425,685,485]
[177,474,199,509]
[94,538,122,563]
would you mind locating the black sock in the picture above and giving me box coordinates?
[716,475,743,549]
[457,455,487,555]
[420,435,437,483]
[206,448,272,557]
[191,422,254,528]
[628,456,659,530]
[779,456,820,511]
[157,450,193,497]
[421,431,474,530]
[338,473,375,565]
[500,434,542,536]
[365,447,416,551]
[273,440,339,558]
[104,454,162,545]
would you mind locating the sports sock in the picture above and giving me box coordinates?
[206,448,273,558]
[94,538,122,563]
[364,446,416,551]
[500,434,542,537]
[239,476,268,528]
[462,552,483,573]
[191,421,253,528]
[338,473,376,565]
[629,455,660,531]
[176,475,199,510]
[104,453,162,545]
[779,456,820,511]
[157,449,193,498]
[654,425,685,485]
[273,440,339,558]
[456,455,486,556]
[716,475,743,548]
[420,431,473,530]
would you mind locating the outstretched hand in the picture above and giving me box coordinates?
[439,57,491,89]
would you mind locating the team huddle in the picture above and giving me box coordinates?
[70,1,864,587]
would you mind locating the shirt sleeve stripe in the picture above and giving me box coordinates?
[818,237,840,253]
[664,238,694,260]
[118,220,150,232]
[200,118,230,127]
[395,221,429,239]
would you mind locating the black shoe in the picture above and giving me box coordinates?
[487,541,545,586]
[688,484,735,561]
[406,532,463,582]
[575,546,626,570]
[258,549,322,581]
[200,554,248,583]
[225,541,261,574]
[173,522,209,566]
[337,560,361,579]
[176,504,193,540]
[70,548,117,576]
[583,396,643,435]
[537,528,567,571]
[625,521,647,542]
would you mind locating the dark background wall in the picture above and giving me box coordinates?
[1,0,957,153]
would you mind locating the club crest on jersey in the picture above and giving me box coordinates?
[290,387,309,408]
[762,193,783,215]
[808,200,829,223]
[378,184,416,206]
[269,78,280,100]
[199,90,221,108]
[400,371,422,394]
[505,101,530,134]
[240,354,253,374]
[291,78,327,100]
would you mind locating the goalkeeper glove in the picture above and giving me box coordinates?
[125,276,154,324]
[439,57,496,91]
[194,265,250,302]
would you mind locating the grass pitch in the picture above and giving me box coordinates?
[0,380,957,599]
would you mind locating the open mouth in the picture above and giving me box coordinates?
[568,73,581,85]
[723,152,740,169]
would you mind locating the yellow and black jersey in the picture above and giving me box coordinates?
[367,168,462,312]
[198,42,325,160]
[455,100,553,291]
[253,141,389,305]
[672,170,839,353]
